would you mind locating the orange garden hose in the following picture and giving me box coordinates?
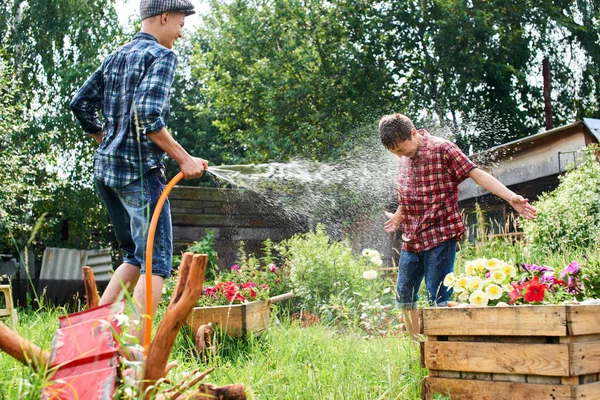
[143,171,184,355]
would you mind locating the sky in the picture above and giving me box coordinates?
[114,0,209,30]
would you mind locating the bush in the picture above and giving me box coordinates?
[521,146,600,252]
[275,225,373,312]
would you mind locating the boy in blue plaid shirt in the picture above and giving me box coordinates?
[71,0,206,344]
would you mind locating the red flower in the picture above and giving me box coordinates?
[523,277,548,303]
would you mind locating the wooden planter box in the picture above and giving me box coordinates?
[186,300,270,338]
[185,292,294,338]
[421,305,600,400]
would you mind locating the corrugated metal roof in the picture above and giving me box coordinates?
[40,248,113,282]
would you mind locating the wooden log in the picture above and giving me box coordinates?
[143,253,207,394]
[82,266,99,309]
[0,320,49,371]
[195,323,213,355]
[197,383,247,400]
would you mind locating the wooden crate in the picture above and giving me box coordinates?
[421,305,600,400]
[185,300,270,338]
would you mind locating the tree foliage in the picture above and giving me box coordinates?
[0,1,123,254]
[194,0,395,163]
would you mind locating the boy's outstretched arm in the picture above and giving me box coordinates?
[467,168,537,220]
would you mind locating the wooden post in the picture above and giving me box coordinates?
[543,58,554,131]
[0,320,49,371]
[143,253,207,394]
[82,266,99,309]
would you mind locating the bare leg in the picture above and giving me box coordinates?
[130,274,165,345]
[99,263,141,305]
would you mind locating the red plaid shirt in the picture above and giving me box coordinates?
[397,130,476,252]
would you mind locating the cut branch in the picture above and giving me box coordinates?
[143,253,207,394]
[82,266,99,309]
[0,321,49,371]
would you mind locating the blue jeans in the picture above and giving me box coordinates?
[96,168,173,278]
[395,238,456,309]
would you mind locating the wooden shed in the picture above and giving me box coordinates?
[458,118,600,237]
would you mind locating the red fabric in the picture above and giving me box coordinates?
[397,130,476,252]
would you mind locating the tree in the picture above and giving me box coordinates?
[0,1,124,254]
[193,0,396,163]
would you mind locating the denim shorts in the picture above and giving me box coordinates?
[96,168,173,278]
[395,237,457,309]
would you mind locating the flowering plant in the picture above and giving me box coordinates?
[444,258,585,307]
[444,258,517,306]
[507,261,583,305]
[197,280,271,307]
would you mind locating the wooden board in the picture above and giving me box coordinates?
[421,305,568,336]
[425,377,574,400]
[186,300,270,337]
[424,341,570,376]
[569,343,600,376]
[567,306,600,336]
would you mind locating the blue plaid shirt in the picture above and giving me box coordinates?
[70,32,177,187]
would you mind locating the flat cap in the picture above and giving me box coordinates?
[140,0,195,20]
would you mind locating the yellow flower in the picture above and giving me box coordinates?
[473,258,487,274]
[499,263,517,278]
[468,276,484,291]
[469,290,489,306]
[443,272,457,288]
[458,291,469,302]
[465,261,475,276]
[485,284,503,300]
[502,284,515,293]
[490,270,507,284]
[485,258,502,270]
[454,277,469,293]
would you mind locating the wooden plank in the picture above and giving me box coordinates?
[570,343,600,376]
[573,381,600,398]
[424,341,570,376]
[567,305,600,336]
[172,214,274,228]
[425,377,573,400]
[421,306,568,336]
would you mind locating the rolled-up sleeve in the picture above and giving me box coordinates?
[134,51,178,135]
[70,67,104,134]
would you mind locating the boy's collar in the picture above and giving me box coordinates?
[134,32,159,43]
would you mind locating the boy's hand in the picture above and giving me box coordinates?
[509,195,537,220]
[181,157,209,179]
[384,212,401,232]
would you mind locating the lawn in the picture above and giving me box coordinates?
[0,304,427,399]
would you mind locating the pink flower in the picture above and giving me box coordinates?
[231,264,241,272]
[269,264,277,272]
[561,261,581,278]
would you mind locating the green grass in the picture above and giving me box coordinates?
[1,307,426,399]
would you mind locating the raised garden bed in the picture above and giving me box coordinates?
[420,304,600,400]
[185,292,293,338]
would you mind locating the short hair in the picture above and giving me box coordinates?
[378,114,415,149]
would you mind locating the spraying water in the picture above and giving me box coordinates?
[204,143,399,239]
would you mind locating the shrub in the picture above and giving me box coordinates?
[521,146,600,252]
[275,225,373,312]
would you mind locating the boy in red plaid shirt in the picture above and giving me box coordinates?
[378,114,537,340]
